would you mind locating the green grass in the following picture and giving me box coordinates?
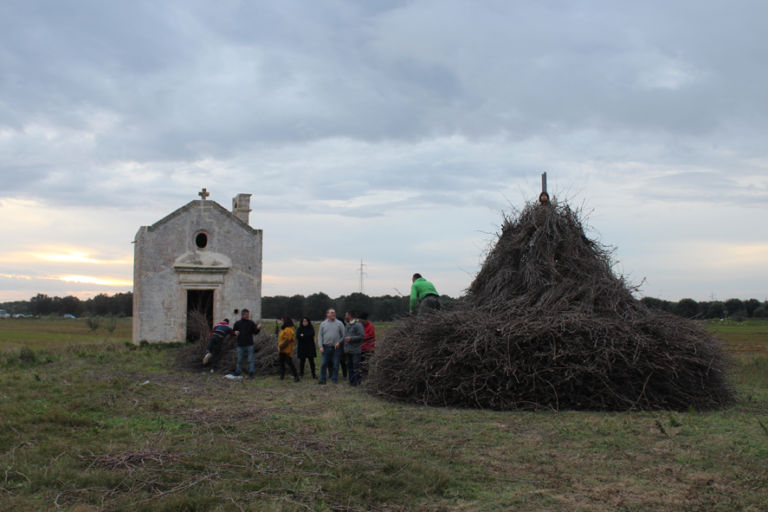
[0,319,766,511]
[0,317,131,350]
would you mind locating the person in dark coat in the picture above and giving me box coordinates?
[232,309,261,378]
[343,311,365,386]
[296,317,317,379]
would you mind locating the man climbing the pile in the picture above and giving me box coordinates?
[410,273,440,315]
[202,318,233,373]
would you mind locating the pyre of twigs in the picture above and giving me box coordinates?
[175,330,281,375]
[368,200,733,411]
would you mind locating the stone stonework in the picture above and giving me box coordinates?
[132,194,262,343]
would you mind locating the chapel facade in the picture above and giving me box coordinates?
[132,189,262,343]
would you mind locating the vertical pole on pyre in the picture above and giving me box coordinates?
[539,172,550,204]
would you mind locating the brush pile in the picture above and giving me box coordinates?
[175,330,280,375]
[368,201,733,411]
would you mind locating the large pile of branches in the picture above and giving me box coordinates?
[368,201,733,411]
[175,330,281,375]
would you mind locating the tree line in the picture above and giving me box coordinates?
[0,293,133,318]
[261,292,463,321]
[640,297,768,320]
[2,292,766,322]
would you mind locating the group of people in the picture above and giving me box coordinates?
[201,273,440,383]
[273,311,375,385]
[201,308,377,385]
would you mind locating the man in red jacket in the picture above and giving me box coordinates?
[359,312,376,377]
[202,318,234,372]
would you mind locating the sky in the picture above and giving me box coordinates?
[1,0,767,303]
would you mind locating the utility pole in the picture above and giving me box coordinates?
[358,259,367,294]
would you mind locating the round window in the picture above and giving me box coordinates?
[195,232,208,249]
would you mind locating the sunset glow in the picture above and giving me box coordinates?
[58,275,133,287]
[38,250,131,265]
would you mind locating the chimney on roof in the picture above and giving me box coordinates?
[232,193,252,224]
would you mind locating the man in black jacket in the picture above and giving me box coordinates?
[232,309,261,378]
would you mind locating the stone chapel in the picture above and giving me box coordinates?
[132,189,263,343]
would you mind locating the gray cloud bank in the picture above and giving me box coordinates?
[1,0,767,300]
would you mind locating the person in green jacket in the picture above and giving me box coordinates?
[410,273,440,315]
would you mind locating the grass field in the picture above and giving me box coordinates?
[0,317,766,511]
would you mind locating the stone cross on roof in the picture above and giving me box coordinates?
[198,188,210,200]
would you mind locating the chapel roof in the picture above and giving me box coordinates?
[142,199,261,236]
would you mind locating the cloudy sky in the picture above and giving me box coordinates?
[1,0,767,303]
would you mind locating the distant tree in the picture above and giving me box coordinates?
[0,300,31,315]
[641,297,672,312]
[724,298,745,318]
[57,295,83,316]
[705,301,725,319]
[331,296,346,319]
[286,294,305,320]
[30,294,53,316]
[674,298,699,318]
[370,294,409,321]
[753,305,768,318]
[304,292,332,321]
[439,295,463,311]
[116,292,133,316]
[89,293,113,316]
[744,298,761,317]
[262,296,290,319]
[341,293,374,317]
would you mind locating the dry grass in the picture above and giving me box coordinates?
[0,321,766,511]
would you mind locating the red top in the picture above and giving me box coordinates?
[208,321,233,337]
[362,320,376,351]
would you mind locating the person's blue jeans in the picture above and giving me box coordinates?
[319,345,341,383]
[345,352,361,386]
[236,345,254,375]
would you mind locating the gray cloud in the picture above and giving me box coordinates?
[4,0,766,173]
[2,0,768,300]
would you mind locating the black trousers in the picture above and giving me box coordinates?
[360,349,373,377]
[339,347,347,377]
[298,356,316,377]
[205,335,224,369]
[279,353,298,380]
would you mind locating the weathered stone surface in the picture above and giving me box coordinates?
[133,195,262,343]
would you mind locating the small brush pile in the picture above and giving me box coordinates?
[176,331,280,375]
[368,201,733,411]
